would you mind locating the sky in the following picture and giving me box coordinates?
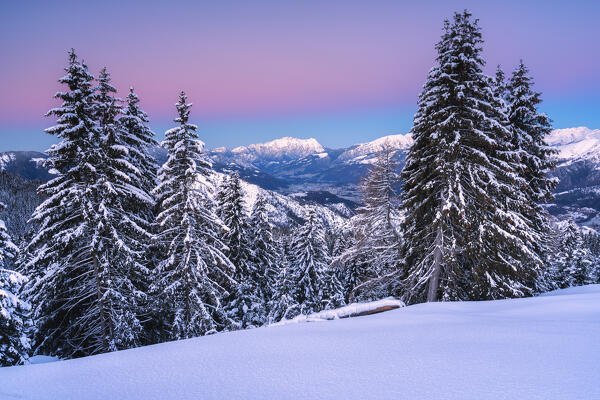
[1,0,599,151]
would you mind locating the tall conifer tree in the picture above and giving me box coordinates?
[282,208,330,315]
[334,145,402,301]
[25,50,105,358]
[506,61,557,290]
[87,67,152,352]
[400,11,541,303]
[151,91,235,340]
[248,193,280,314]
[217,172,262,328]
[0,202,31,366]
[116,86,158,342]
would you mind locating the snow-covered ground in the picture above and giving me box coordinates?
[2,285,599,400]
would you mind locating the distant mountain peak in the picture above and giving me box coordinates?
[338,133,413,163]
[547,127,600,146]
[232,137,325,160]
[547,127,600,161]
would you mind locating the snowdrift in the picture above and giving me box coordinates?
[2,285,599,400]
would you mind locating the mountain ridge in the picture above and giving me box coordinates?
[2,127,600,226]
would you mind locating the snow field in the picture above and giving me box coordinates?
[1,285,598,400]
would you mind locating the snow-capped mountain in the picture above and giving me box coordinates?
[546,127,600,164]
[4,127,600,227]
[0,151,54,181]
[209,133,411,201]
[541,127,600,225]
[231,137,325,163]
[337,133,413,164]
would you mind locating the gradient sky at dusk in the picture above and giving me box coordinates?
[1,0,599,151]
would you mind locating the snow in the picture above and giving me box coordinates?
[0,153,16,170]
[273,298,405,325]
[28,355,60,365]
[338,133,413,163]
[546,126,600,162]
[209,172,347,228]
[2,285,599,400]
[231,137,325,160]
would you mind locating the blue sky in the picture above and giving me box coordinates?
[1,0,599,151]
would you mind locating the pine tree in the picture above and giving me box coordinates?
[248,193,280,314]
[118,87,159,202]
[152,91,235,340]
[506,61,558,292]
[118,87,159,299]
[334,145,402,301]
[217,172,253,275]
[217,172,262,329]
[400,11,541,303]
[267,267,299,323]
[25,56,153,357]
[585,233,600,283]
[506,60,557,204]
[115,86,158,345]
[493,65,508,102]
[537,221,564,291]
[267,235,299,323]
[285,208,330,315]
[321,267,345,310]
[0,202,31,366]
[552,220,594,288]
[87,67,152,352]
[25,49,104,358]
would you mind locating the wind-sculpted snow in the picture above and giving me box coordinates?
[2,285,598,399]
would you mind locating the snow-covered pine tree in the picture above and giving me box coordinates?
[115,86,158,345]
[0,202,31,366]
[553,220,594,288]
[321,267,345,310]
[400,11,542,303]
[584,233,600,283]
[152,91,235,340]
[506,61,558,291]
[26,59,151,358]
[86,67,153,352]
[506,60,557,204]
[333,145,402,302]
[267,264,299,323]
[118,87,159,203]
[217,172,253,275]
[215,173,230,221]
[493,65,508,102]
[248,193,280,314]
[25,50,105,358]
[217,172,263,329]
[331,226,353,260]
[284,207,331,315]
[537,220,564,291]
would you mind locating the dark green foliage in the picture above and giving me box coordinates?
[400,11,543,303]
[152,92,235,340]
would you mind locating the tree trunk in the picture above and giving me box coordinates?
[427,223,443,302]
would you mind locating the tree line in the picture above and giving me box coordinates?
[1,10,599,367]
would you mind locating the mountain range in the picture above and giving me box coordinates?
[2,126,600,227]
